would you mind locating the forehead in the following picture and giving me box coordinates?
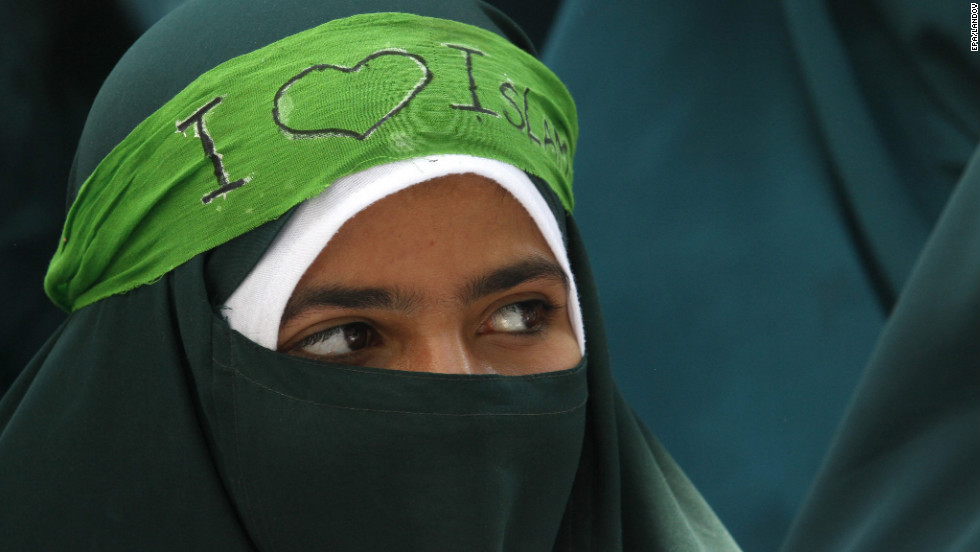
[295,174,557,290]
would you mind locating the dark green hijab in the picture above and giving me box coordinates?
[0,1,739,549]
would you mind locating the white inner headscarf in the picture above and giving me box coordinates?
[224,154,585,355]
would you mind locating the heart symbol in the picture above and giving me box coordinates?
[273,50,433,141]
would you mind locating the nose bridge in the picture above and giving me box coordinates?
[411,329,485,375]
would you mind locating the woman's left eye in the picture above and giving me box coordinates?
[482,300,554,334]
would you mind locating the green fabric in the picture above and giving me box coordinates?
[779,150,980,552]
[0,1,740,550]
[776,1,980,549]
[46,12,577,313]
[64,0,541,207]
[543,1,977,548]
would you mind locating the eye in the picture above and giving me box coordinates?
[293,322,375,359]
[481,300,555,335]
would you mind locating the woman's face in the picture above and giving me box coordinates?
[277,173,581,375]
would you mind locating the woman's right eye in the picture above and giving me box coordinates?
[293,322,375,359]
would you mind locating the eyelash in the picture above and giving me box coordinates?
[290,298,560,360]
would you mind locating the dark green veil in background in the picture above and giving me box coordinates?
[543,0,978,549]
[0,1,739,550]
[779,133,979,552]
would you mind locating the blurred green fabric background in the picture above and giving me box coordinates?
[543,1,976,550]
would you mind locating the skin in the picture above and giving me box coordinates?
[277,173,581,375]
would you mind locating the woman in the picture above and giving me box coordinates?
[0,1,740,549]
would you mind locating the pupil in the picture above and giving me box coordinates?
[521,302,541,328]
[344,325,368,350]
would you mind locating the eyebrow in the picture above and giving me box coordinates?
[281,256,568,325]
[458,256,568,304]
[282,286,421,324]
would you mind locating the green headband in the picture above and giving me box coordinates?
[45,12,578,312]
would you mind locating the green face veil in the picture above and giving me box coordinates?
[0,1,741,550]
